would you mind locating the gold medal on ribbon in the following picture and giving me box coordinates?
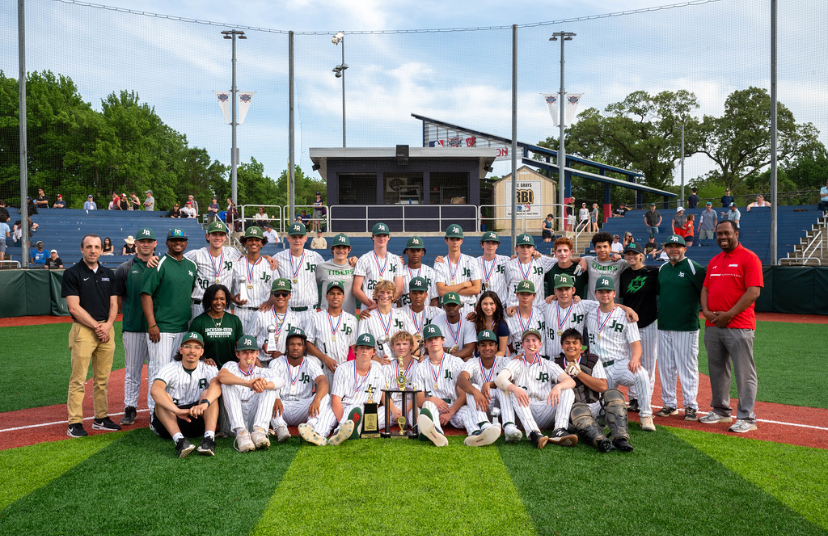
[247,284,253,290]
[293,278,298,284]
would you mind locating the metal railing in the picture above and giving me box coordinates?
[478,203,567,234]
[288,204,329,233]
[327,204,470,233]
[239,205,285,232]
[782,219,825,266]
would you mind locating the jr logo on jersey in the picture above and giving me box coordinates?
[198,378,208,389]
[535,372,549,383]
[608,320,624,333]
[571,313,584,324]
[260,273,271,283]
[394,319,404,329]
[496,265,505,273]
[305,262,317,273]
[462,268,471,277]
[341,325,353,335]
[533,267,543,276]
[300,372,311,383]
[444,370,452,380]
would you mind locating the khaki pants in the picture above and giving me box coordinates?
[67,323,115,424]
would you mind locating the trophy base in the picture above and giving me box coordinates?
[360,403,381,439]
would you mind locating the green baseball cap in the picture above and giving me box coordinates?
[477,330,497,343]
[409,276,429,292]
[206,221,228,234]
[480,231,500,243]
[521,328,542,342]
[445,224,464,238]
[423,324,443,340]
[326,281,345,293]
[442,292,462,305]
[181,331,204,346]
[515,280,536,294]
[405,236,425,249]
[271,278,292,293]
[371,222,390,235]
[331,233,351,247]
[288,222,307,236]
[136,227,156,241]
[285,327,307,341]
[594,276,615,291]
[236,334,258,351]
[516,233,535,246]
[243,226,264,241]
[167,228,188,240]
[665,234,686,246]
[356,332,376,348]
[553,274,575,289]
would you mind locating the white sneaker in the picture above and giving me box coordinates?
[417,414,448,447]
[699,411,734,424]
[251,428,270,450]
[729,419,757,433]
[327,420,355,446]
[504,424,522,443]
[298,423,328,446]
[640,415,656,432]
[234,430,256,452]
[464,424,501,447]
[274,425,291,443]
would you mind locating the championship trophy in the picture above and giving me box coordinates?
[381,353,421,439]
[266,326,277,353]
[360,386,381,438]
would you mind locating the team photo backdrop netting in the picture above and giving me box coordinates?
[0,0,825,210]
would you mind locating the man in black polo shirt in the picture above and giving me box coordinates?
[62,234,120,438]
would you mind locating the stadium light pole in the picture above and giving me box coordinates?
[222,29,246,207]
[550,31,575,235]
[332,32,347,148]
[675,123,685,207]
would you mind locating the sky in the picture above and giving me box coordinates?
[1,0,825,193]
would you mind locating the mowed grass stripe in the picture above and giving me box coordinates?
[253,436,536,536]
[671,426,828,531]
[0,429,300,535]
[0,432,123,510]
[498,425,825,536]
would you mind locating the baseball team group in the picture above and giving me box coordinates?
[62,216,763,457]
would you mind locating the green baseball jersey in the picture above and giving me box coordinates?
[544,262,588,298]
[140,253,198,333]
[114,256,149,333]
[657,257,706,331]
[188,312,244,369]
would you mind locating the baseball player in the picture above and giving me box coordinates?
[543,236,588,299]
[618,242,660,413]
[353,222,405,310]
[434,225,481,310]
[217,335,286,452]
[494,329,578,448]
[184,221,240,323]
[577,232,628,300]
[253,278,306,367]
[414,324,486,447]
[356,280,415,363]
[113,226,156,426]
[456,330,516,443]
[149,332,221,457]
[554,328,634,452]
[316,233,358,315]
[584,277,655,432]
[306,281,358,385]
[428,291,478,360]
[330,333,388,440]
[269,327,346,445]
[400,236,439,307]
[141,228,198,415]
[477,231,510,297]
[504,280,549,356]
[381,331,421,426]
[396,277,443,348]
[656,234,705,421]
[504,233,557,306]
[232,226,278,334]
[275,223,326,326]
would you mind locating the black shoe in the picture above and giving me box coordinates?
[176,438,195,458]
[67,423,88,438]
[197,437,216,456]
[120,407,137,426]
[597,438,614,453]
[529,431,549,450]
[613,437,634,452]
[548,428,578,447]
[655,407,678,418]
[92,417,122,431]
[628,399,640,413]
[684,407,698,421]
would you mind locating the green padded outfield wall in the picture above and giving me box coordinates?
[0,270,68,318]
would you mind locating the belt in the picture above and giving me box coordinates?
[604,360,615,367]
[238,306,259,310]
[192,299,202,305]
[291,306,309,312]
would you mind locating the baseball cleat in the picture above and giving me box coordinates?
[92,417,122,431]
[120,407,137,426]
[597,438,614,453]
[197,437,216,456]
[347,407,363,440]
[548,428,578,447]
[613,438,634,452]
[327,420,354,446]
[234,431,256,453]
[728,420,757,433]
[529,431,548,450]
[627,399,640,413]
[640,416,656,432]
[684,408,698,421]
[475,424,501,446]
[273,425,291,443]
[67,423,88,438]
[417,414,448,447]
[655,407,679,418]
[699,411,733,424]
[175,438,195,458]
[298,423,328,446]
[504,424,523,443]
[251,428,271,450]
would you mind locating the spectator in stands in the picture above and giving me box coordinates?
[187,194,199,216]
[721,203,741,229]
[299,209,311,228]
[46,249,64,269]
[698,202,718,243]
[312,192,325,232]
[644,203,662,235]
[119,193,129,211]
[12,217,39,242]
[254,206,270,227]
[684,214,695,247]
[542,213,554,242]
[614,202,629,217]
[122,236,137,255]
[143,190,155,211]
[181,201,196,219]
[687,187,699,209]
[109,192,121,210]
[130,192,141,211]
[102,237,115,256]
[168,203,181,218]
[577,203,590,232]
[207,197,219,223]
[31,241,49,266]
[226,198,240,232]
[622,232,634,249]
[590,203,600,231]
[53,194,66,209]
[84,195,97,210]
[720,188,734,209]
[644,235,661,259]
[611,234,624,254]
[745,195,771,212]
[673,207,687,237]
[0,199,9,222]
[27,196,38,216]
[310,231,327,249]
[0,217,8,261]
[35,188,49,210]
[263,224,282,248]
[819,179,828,213]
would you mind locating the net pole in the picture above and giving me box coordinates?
[770,0,778,265]
[18,0,29,268]
[510,24,518,251]
[289,31,295,231]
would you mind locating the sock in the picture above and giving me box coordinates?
[480,422,491,430]
[204,431,215,440]
[234,427,246,436]
[172,432,184,443]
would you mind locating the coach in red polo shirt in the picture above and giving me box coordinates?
[699,220,763,433]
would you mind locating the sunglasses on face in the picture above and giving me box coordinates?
[272,292,290,298]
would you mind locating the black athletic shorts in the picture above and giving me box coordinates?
[151,403,205,439]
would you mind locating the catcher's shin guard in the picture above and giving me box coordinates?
[571,403,612,452]
[601,389,630,442]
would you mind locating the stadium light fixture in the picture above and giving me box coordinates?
[332,31,347,147]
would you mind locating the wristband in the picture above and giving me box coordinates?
[200,398,210,407]
[148,324,157,329]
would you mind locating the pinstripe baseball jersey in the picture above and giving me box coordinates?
[154,360,218,406]
[434,254,481,307]
[275,249,325,308]
[429,313,477,351]
[584,306,641,364]
[185,246,240,299]
[400,264,438,306]
[140,253,198,333]
[356,309,415,360]
[543,300,600,357]
[268,356,324,401]
[463,355,510,386]
[504,355,566,402]
[477,254,510,297]
[231,255,277,309]
[415,354,465,400]
[397,305,443,337]
[505,305,548,355]
[252,308,306,359]
[504,256,557,305]
[354,251,404,297]
[331,360,387,406]
[383,358,421,406]
[306,310,358,364]
[220,361,277,402]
